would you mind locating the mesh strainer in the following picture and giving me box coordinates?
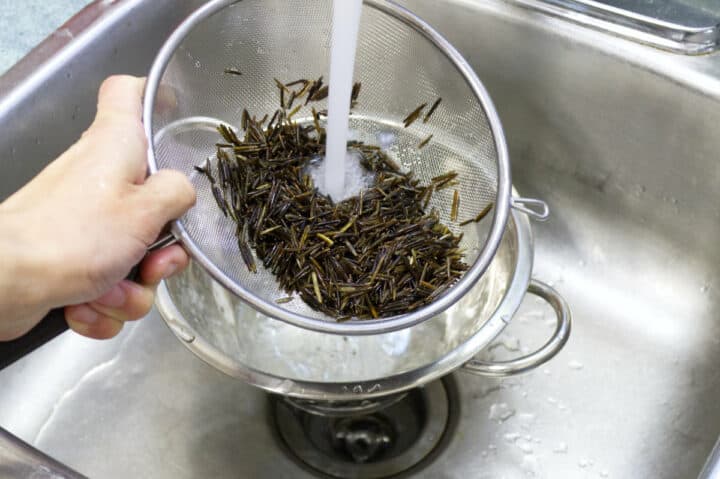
[144,0,536,335]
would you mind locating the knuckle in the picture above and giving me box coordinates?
[169,170,197,205]
[87,115,148,160]
[82,256,116,298]
[154,170,196,207]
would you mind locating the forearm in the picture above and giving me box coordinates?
[0,207,54,340]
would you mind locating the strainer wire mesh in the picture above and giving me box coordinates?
[144,0,511,335]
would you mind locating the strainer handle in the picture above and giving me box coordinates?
[511,197,550,221]
[461,279,571,377]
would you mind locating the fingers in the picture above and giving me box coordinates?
[92,77,197,226]
[83,75,149,183]
[64,249,190,340]
[139,244,190,286]
[65,304,125,340]
[155,84,178,114]
[90,280,155,322]
[138,169,196,227]
[65,282,151,340]
[96,75,146,121]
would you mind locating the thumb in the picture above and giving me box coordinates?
[137,169,196,231]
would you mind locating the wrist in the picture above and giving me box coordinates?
[0,205,57,314]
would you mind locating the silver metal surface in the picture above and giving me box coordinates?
[0,428,85,479]
[700,438,720,479]
[272,378,456,478]
[2,0,720,477]
[283,393,409,417]
[143,0,513,335]
[515,0,720,53]
[463,279,571,377]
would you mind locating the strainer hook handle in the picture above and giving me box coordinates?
[148,233,178,251]
[461,279,571,377]
[511,197,550,221]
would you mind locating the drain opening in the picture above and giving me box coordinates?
[270,376,459,479]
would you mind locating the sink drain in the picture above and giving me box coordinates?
[270,376,459,478]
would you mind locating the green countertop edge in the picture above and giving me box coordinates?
[0,0,93,75]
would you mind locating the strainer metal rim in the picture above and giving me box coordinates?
[143,0,512,335]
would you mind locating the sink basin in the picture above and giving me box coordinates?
[1,0,719,477]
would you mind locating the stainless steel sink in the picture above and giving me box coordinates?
[2,0,720,477]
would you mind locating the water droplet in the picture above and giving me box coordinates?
[504,432,521,443]
[568,360,584,370]
[377,131,396,150]
[491,333,520,352]
[521,454,540,475]
[600,470,609,477]
[579,458,591,468]
[171,324,195,343]
[519,412,536,425]
[578,260,586,267]
[194,60,201,68]
[543,368,551,375]
[517,438,534,454]
[553,442,568,453]
[700,284,709,293]
[489,402,516,423]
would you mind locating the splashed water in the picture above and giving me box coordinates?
[568,360,584,370]
[308,151,373,200]
[553,442,568,454]
[489,402,516,422]
[324,0,363,201]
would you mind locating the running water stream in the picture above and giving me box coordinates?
[323,0,363,201]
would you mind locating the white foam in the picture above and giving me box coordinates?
[309,150,373,201]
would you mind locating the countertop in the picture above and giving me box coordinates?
[0,0,93,74]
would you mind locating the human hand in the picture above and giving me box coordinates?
[0,75,195,341]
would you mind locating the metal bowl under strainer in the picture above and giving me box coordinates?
[144,0,548,335]
[156,204,571,401]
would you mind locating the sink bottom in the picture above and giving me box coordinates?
[271,377,459,478]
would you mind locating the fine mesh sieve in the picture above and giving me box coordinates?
[143,0,514,335]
